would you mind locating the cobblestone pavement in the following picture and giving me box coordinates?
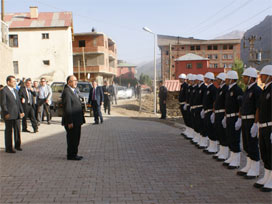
[0,113,271,204]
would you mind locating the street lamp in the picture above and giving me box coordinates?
[143,26,157,115]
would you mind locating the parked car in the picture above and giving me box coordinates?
[116,86,134,99]
[51,81,92,116]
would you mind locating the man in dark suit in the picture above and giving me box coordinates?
[159,81,167,119]
[102,80,111,115]
[19,78,38,133]
[62,75,85,161]
[0,75,24,153]
[88,80,104,124]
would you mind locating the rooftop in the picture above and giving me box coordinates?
[118,61,136,67]
[175,53,209,61]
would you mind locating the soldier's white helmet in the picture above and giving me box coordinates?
[196,74,204,81]
[226,70,238,80]
[178,73,187,79]
[204,72,215,80]
[187,73,192,80]
[191,74,197,81]
[260,65,272,76]
[216,73,226,81]
[242,67,258,78]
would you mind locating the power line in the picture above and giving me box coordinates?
[187,0,254,36]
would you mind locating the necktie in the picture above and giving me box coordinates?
[92,88,95,100]
[28,89,32,105]
[74,89,78,98]
[11,88,16,99]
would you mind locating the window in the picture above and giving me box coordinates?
[223,45,228,50]
[171,46,175,50]
[229,45,233,49]
[209,63,213,68]
[166,51,169,55]
[13,61,19,74]
[208,45,212,50]
[78,40,85,47]
[213,45,218,50]
[93,38,97,46]
[197,63,202,68]
[223,63,228,68]
[42,33,49,39]
[181,46,185,50]
[223,54,228,59]
[228,54,233,59]
[165,60,169,65]
[213,54,218,59]
[43,60,50,65]
[196,45,201,50]
[9,35,18,47]
[228,64,233,68]
[190,46,195,51]
[208,54,212,59]
[214,63,218,68]
[172,65,175,68]
[186,63,192,69]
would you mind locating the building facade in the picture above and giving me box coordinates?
[158,35,241,81]
[117,60,136,79]
[4,7,73,82]
[0,20,13,84]
[72,32,117,85]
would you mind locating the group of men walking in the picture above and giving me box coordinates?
[0,76,52,153]
[178,65,272,192]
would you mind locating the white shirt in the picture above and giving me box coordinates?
[220,83,226,89]
[7,85,16,99]
[265,81,272,89]
[247,82,256,89]
[198,82,204,87]
[206,83,212,88]
[228,82,237,90]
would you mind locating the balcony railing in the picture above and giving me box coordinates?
[0,20,9,45]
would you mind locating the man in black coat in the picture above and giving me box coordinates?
[102,80,111,115]
[0,75,24,153]
[61,75,85,160]
[88,80,104,124]
[159,81,167,119]
[19,78,38,133]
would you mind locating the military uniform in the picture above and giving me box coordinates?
[189,84,198,139]
[159,85,167,119]
[179,82,188,127]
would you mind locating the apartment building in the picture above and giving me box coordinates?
[157,34,241,80]
[72,32,117,85]
[117,60,136,79]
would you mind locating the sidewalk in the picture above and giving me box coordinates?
[0,113,271,204]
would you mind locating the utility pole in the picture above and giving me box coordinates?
[1,0,4,21]
[243,35,262,66]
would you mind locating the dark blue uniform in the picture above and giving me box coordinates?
[189,85,198,133]
[241,83,262,161]
[179,82,188,126]
[214,84,228,146]
[257,82,272,170]
[203,84,217,141]
[225,84,243,153]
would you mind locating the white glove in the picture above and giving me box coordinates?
[210,113,215,124]
[183,104,187,111]
[222,116,226,128]
[235,118,242,130]
[200,109,205,119]
[270,132,272,144]
[250,123,258,138]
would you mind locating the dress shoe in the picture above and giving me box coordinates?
[15,147,22,151]
[67,156,82,161]
[77,155,83,160]
[22,129,31,133]
[260,187,272,192]
[47,121,51,125]
[101,120,103,124]
[37,122,40,126]
[217,158,226,162]
[6,149,16,153]
[228,165,239,169]
[237,171,247,176]
[212,155,218,159]
[254,183,264,188]
[93,122,99,125]
[244,175,258,179]
[34,129,38,133]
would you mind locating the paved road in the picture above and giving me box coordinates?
[0,114,271,204]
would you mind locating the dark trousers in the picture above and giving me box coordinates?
[195,108,206,136]
[204,111,215,140]
[111,95,117,105]
[226,116,241,153]
[159,101,166,118]
[214,113,227,146]
[190,109,197,132]
[4,119,21,151]
[37,102,50,123]
[180,104,188,126]
[259,127,272,170]
[104,98,111,114]
[241,119,260,161]
[65,125,81,158]
[92,101,103,123]
[22,104,38,131]
[186,107,191,128]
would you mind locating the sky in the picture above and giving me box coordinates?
[3,0,272,65]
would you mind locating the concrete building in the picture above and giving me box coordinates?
[0,20,13,84]
[157,35,241,81]
[4,7,73,82]
[73,32,117,85]
[117,60,136,79]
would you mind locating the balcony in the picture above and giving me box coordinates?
[73,65,116,76]
[73,46,106,55]
[0,20,9,45]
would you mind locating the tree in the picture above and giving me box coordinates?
[232,59,246,91]
[139,73,152,87]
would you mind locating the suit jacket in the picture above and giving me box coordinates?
[88,86,104,105]
[159,86,167,102]
[18,86,36,109]
[61,85,85,126]
[102,85,111,101]
[0,86,24,120]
